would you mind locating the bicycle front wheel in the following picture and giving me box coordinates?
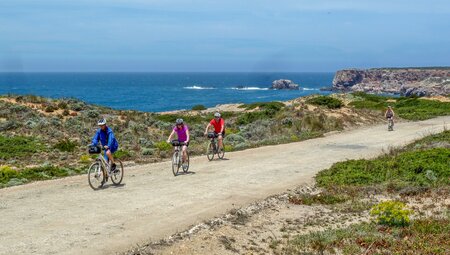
[182,152,190,173]
[88,162,105,190]
[206,142,215,161]
[110,160,124,185]
[172,151,180,176]
[217,142,225,159]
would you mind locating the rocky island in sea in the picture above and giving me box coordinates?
[332,67,450,96]
[271,79,299,90]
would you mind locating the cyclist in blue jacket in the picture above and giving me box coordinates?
[90,118,119,171]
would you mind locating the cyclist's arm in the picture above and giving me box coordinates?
[186,129,190,143]
[107,131,116,149]
[167,130,175,142]
[91,130,100,146]
[220,121,224,133]
[204,123,211,134]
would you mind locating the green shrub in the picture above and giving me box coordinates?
[70,102,85,111]
[306,96,344,109]
[224,144,234,152]
[86,110,100,118]
[80,155,91,164]
[155,114,205,124]
[370,200,412,226]
[394,98,450,120]
[0,135,44,160]
[142,148,156,155]
[114,149,132,160]
[0,166,18,184]
[45,105,57,112]
[236,106,282,125]
[1,165,84,186]
[54,139,77,152]
[57,101,68,109]
[155,141,172,151]
[289,192,348,206]
[316,148,450,189]
[192,104,207,110]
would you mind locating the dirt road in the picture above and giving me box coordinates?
[0,116,448,255]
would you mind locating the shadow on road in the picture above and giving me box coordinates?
[175,171,196,176]
[99,183,126,190]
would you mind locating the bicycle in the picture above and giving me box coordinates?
[171,140,189,176]
[387,117,394,131]
[206,132,225,161]
[87,145,124,190]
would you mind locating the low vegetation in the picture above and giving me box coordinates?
[1,93,448,189]
[0,135,45,160]
[277,130,450,254]
[305,95,344,109]
[315,130,450,192]
[0,165,84,188]
[285,217,449,255]
[191,104,206,111]
[350,92,450,120]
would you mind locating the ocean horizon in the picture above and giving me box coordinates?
[0,72,334,112]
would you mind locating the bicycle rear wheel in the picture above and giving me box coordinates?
[88,162,105,190]
[206,142,215,161]
[182,152,190,172]
[172,151,180,176]
[110,160,124,185]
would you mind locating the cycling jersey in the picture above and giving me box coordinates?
[91,126,119,152]
[173,124,189,142]
[386,110,394,118]
[210,118,224,133]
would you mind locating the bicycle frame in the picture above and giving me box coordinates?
[95,151,110,176]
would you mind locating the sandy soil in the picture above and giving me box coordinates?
[0,116,448,255]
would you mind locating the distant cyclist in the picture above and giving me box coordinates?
[385,106,395,130]
[90,118,119,172]
[204,112,225,150]
[167,118,190,163]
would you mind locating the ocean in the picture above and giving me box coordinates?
[0,72,334,112]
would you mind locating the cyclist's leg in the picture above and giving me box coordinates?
[106,147,116,166]
[182,144,188,162]
[218,134,223,149]
[218,130,224,149]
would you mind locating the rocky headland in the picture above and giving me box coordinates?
[332,67,450,96]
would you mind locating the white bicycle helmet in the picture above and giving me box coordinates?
[97,118,106,126]
[214,112,221,118]
[176,118,184,125]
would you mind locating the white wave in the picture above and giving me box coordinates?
[302,87,319,91]
[228,87,269,91]
[183,85,216,90]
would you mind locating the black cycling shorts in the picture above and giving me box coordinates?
[214,131,225,138]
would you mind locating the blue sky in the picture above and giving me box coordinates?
[0,0,449,72]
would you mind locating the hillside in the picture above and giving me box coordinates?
[2,93,450,188]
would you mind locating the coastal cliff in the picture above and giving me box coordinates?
[332,68,450,96]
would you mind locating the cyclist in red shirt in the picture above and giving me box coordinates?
[204,112,225,150]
